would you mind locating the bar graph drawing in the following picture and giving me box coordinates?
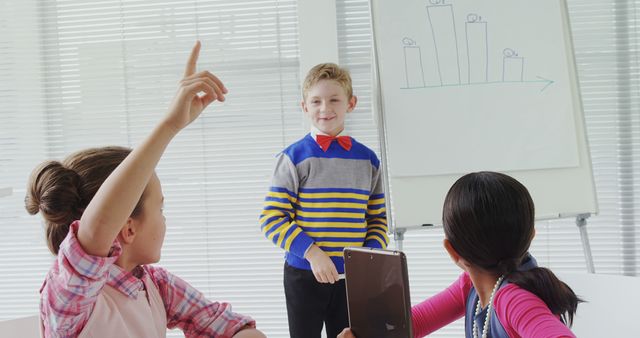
[465,13,488,83]
[502,48,524,81]
[426,1,461,85]
[400,0,554,92]
[402,38,426,88]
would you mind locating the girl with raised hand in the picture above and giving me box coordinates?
[26,41,266,338]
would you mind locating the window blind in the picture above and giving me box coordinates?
[1,0,302,336]
[0,0,53,319]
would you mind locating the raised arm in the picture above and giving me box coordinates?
[78,41,227,256]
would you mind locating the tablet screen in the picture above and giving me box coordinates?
[344,247,412,338]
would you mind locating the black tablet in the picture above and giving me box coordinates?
[343,247,413,338]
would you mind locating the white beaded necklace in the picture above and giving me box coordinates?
[473,275,505,338]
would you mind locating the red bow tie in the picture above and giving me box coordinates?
[316,134,352,152]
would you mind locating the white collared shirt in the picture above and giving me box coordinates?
[309,126,349,141]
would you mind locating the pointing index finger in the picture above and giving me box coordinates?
[184,40,201,77]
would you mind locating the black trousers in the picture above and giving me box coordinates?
[284,263,349,338]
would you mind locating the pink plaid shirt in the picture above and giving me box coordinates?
[40,221,256,338]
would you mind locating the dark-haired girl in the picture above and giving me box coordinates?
[340,171,580,338]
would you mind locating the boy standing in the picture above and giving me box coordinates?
[259,63,388,338]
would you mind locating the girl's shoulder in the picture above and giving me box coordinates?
[494,283,543,309]
[142,264,172,288]
[494,283,574,337]
[142,264,194,296]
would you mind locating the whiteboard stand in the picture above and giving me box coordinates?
[393,227,406,251]
[576,213,595,273]
[392,224,435,251]
[392,214,596,273]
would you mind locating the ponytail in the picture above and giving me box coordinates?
[507,268,582,326]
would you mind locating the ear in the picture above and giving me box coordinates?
[301,99,308,113]
[118,217,137,245]
[529,227,537,244]
[347,95,358,113]
[443,238,460,262]
[443,238,471,271]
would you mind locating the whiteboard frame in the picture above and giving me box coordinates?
[369,0,599,236]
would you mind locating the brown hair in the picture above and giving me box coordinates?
[25,146,144,255]
[302,63,353,100]
[443,171,581,325]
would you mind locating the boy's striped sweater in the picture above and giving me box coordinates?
[260,133,388,273]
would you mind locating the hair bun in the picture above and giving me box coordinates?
[25,161,83,226]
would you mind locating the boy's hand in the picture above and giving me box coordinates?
[338,328,356,338]
[305,245,339,283]
[232,328,267,338]
[163,40,227,133]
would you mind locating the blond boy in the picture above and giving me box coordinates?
[259,63,388,338]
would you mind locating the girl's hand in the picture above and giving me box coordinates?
[163,40,227,133]
[78,41,226,257]
[338,328,356,338]
[231,328,267,338]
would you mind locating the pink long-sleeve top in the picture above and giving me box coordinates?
[411,272,576,338]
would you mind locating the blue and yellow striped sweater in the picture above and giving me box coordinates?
[260,133,388,273]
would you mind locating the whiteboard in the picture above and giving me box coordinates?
[370,0,598,227]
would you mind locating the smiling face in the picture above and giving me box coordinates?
[301,79,357,136]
